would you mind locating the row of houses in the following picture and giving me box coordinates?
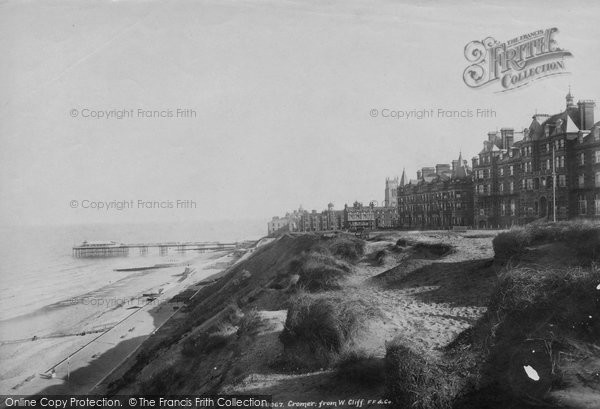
[267,202,398,235]
[268,92,600,234]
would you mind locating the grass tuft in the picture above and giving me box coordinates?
[493,221,600,263]
[385,338,458,409]
[278,293,376,371]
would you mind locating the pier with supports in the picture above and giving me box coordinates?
[72,240,239,258]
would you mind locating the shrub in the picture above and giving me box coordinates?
[279,294,374,369]
[455,264,600,404]
[385,338,458,409]
[488,266,600,344]
[366,249,389,266]
[396,238,409,247]
[412,242,453,258]
[236,309,263,336]
[327,236,365,262]
[492,221,600,263]
[492,228,531,261]
[289,251,352,292]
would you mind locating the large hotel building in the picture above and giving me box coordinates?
[268,92,599,234]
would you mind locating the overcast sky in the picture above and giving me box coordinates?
[1,0,599,226]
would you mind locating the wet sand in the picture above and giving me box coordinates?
[0,251,235,395]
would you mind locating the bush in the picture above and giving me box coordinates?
[492,228,530,261]
[488,266,600,344]
[279,294,374,369]
[492,221,600,263]
[236,309,263,336]
[327,236,365,262]
[289,251,352,292]
[454,264,600,404]
[385,338,458,409]
[396,238,409,247]
[412,242,454,258]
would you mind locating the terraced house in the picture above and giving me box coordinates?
[472,92,599,228]
[270,92,599,233]
[396,154,474,229]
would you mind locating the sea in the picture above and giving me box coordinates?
[0,219,265,324]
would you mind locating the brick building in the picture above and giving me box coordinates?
[473,92,599,228]
[397,153,474,229]
[269,92,599,233]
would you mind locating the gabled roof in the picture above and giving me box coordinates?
[565,114,580,133]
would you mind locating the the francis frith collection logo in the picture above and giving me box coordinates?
[463,28,572,92]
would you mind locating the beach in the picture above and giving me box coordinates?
[0,250,236,395]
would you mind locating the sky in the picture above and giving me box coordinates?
[1,0,599,226]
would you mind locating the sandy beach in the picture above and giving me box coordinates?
[0,250,236,395]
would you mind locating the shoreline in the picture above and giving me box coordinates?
[0,249,241,395]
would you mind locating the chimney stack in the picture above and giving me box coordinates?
[578,100,596,130]
[436,164,451,175]
[500,127,514,149]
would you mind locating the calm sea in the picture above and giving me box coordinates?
[0,220,265,322]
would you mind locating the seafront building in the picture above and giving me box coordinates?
[268,92,600,233]
[397,154,474,229]
[472,92,599,228]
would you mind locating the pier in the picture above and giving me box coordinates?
[72,241,239,257]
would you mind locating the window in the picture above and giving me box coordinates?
[560,139,564,148]
[559,175,566,187]
[579,175,585,188]
[595,128,600,141]
[596,195,600,215]
[509,181,514,192]
[580,153,585,165]
[578,134,584,144]
[595,151,600,163]
[500,168,504,176]
[499,183,504,192]
[509,165,514,176]
[510,199,516,216]
[527,179,533,190]
[596,172,600,187]
[579,195,587,215]
[545,159,550,170]
[501,201,506,216]
[560,156,565,168]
